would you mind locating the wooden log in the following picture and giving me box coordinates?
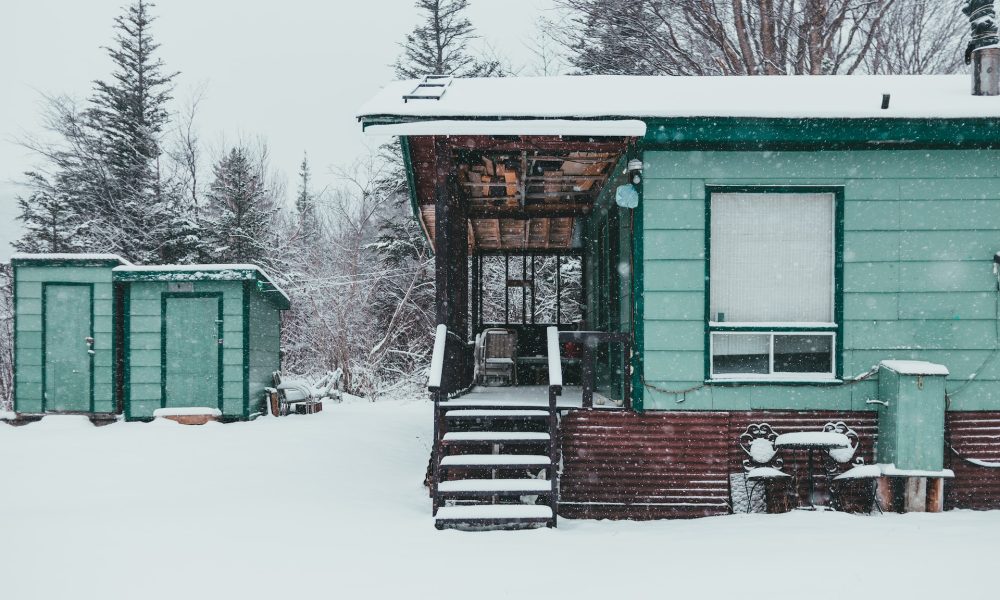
[926,477,945,513]
[876,476,895,512]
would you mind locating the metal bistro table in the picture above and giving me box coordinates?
[774,431,851,509]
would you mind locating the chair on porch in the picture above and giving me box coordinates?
[739,423,792,513]
[824,421,882,513]
[476,328,518,386]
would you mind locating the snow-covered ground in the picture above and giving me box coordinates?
[2,400,999,600]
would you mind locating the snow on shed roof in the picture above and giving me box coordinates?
[113,264,290,306]
[10,252,131,265]
[358,75,1000,127]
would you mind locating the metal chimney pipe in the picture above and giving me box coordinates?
[965,1,1000,95]
[972,48,1000,96]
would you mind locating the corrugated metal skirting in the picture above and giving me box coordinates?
[559,410,879,519]
[945,412,1000,511]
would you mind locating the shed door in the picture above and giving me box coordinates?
[163,296,222,409]
[44,284,93,412]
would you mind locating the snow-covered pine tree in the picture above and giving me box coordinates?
[394,0,504,78]
[295,152,320,246]
[85,0,180,263]
[204,146,279,267]
[13,173,89,254]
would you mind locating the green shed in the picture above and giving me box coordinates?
[11,253,130,416]
[113,264,290,421]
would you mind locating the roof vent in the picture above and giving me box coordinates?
[403,75,453,103]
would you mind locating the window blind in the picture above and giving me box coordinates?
[710,192,834,323]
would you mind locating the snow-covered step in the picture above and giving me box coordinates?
[442,431,550,444]
[440,454,551,468]
[435,504,553,521]
[438,479,553,494]
[445,409,549,419]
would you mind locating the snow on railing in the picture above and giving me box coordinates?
[428,324,447,391]
[547,326,563,391]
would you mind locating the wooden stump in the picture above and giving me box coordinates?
[926,478,945,513]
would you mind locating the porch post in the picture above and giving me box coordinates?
[434,139,469,393]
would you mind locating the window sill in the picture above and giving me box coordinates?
[706,378,843,386]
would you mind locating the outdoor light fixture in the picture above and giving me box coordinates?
[615,158,643,208]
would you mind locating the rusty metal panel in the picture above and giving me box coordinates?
[945,412,1000,511]
[559,411,732,519]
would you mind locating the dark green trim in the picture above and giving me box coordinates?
[630,148,645,413]
[363,115,1000,149]
[400,136,421,222]
[11,265,18,413]
[159,292,224,412]
[242,281,251,418]
[11,257,127,268]
[123,285,131,420]
[114,268,255,282]
[704,185,845,384]
[40,282,95,412]
[641,117,1000,150]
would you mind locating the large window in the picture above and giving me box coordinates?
[708,189,839,381]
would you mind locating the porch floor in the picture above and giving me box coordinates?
[443,385,620,410]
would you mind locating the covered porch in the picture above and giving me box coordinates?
[403,131,639,405]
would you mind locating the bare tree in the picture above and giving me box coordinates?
[866,1,967,74]
[0,264,13,412]
[555,0,967,75]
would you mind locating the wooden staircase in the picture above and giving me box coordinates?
[428,325,564,530]
[431,399,560,529]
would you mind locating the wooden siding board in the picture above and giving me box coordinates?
[900,200,1000,230]
[643,199,703,230]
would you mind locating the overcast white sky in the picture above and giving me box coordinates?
[0,0,561,260]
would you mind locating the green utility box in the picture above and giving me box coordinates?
[113,265,290,421]
[11,254,130,415]
[876,360,949,471]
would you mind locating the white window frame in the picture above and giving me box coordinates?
[706,187,841,383]
[709,331,837,382]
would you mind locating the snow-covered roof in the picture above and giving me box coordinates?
[880,360,950,376]
[113,264,290,307]
[358,75,1000,130]
[10,252,131,265]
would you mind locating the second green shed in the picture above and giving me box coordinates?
[113,264,290,421]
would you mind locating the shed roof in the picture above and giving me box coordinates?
[358,75,1000,127]
[113,264,290,309]
[10,253,131,267]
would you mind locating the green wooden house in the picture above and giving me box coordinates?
[112,265,290,421]
[358,72,1000,527]
[11,254,130,417]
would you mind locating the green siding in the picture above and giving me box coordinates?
[123,280,246,419]
[640,148,1000,411]
[13,264,118,414]
[120,277,284,420]
[247,289,281,417]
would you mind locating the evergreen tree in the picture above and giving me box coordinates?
[86,0,179,262]
[15,0,188,263]
[394,0,503,78]
[295,152,319,244]
[204,146,278,266]
[13,174,88,254]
